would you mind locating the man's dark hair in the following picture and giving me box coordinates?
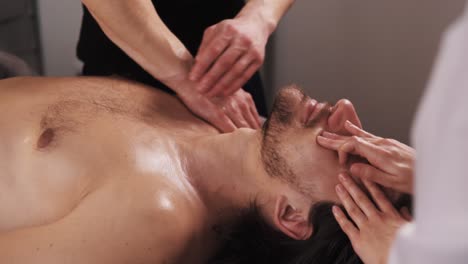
[208,195,412,264]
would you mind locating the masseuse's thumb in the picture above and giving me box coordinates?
[339,137,388,169]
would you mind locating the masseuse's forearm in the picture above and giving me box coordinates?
[82,0,193,93]
[240,0,295,34]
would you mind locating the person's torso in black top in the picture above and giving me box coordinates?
[77,0,267,116]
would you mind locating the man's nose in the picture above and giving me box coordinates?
[327,99,362,135]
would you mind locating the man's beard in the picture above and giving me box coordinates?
[259,86,330,184]
[260,88,299,183]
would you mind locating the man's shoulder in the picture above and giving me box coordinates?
[70,178,205,263]
[131,183,207,259]
[123,173,206,237]
[143,187,205,230]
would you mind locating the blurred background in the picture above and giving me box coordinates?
[0,0,466,143]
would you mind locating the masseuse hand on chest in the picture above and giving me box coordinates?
[82,0,294,132]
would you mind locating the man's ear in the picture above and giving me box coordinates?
[272,195,313,240]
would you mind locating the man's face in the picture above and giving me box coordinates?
[261,85,363,204]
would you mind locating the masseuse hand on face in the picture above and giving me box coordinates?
[317,121,415,194]
[333,173,411,264]
[189,15,268,97]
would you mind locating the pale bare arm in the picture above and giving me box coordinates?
[242,0,296,30]
[82,0,192,92]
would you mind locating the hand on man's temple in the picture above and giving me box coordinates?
[178,86,261,133]
[317,121,415,194]
[333,173,410,264]
[189,17,269,97]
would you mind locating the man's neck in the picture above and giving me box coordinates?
[181,128,268,226]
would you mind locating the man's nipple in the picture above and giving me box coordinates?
[37,128,55,149]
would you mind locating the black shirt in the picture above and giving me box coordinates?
[77,0,267,115]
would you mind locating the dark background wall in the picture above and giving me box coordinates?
[0,0,42,73]
[36,0,83,76]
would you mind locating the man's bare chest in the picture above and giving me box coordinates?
[0,103,179,232]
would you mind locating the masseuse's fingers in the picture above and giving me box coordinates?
[207,68,243,98]
[316,135,347,153]
[238,89,261,128]
[204,43,250,97]
[362,180,398,215]
[317,134,349,152]
[322,131,346,140]
[319,123,415,194]
[225,103,249,128]
[344,120,376,138]
[337,136,390,166]
[338,173,379,218]
[335,183,367,227]
[207,106,238,133]
[334,178,408,264]
[223,96,250,128]
[195,26,217,67]
[178,90,237,133]
[236,91,261,128]
[350,163,397,189]
[318,123,377,150]
[244,110,259,129]
[191,31,231,89]
[400,207,413,221]
[199,43,245,95]
[196,105,238,133]
[318,133,372,164]
[242,96,261,129]
[222,61,260,97]
[316,135,353,164]
[219,89,261,129]
[191,18,264,97]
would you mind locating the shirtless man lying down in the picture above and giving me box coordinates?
[0,77,410,263]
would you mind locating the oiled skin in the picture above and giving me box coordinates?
[0,77,219,264]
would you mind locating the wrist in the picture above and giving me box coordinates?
[166,74,200,99]
[165,76,193,96]
[236,3,278,37]
[237,0,295,36]
[158,52,194,94]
